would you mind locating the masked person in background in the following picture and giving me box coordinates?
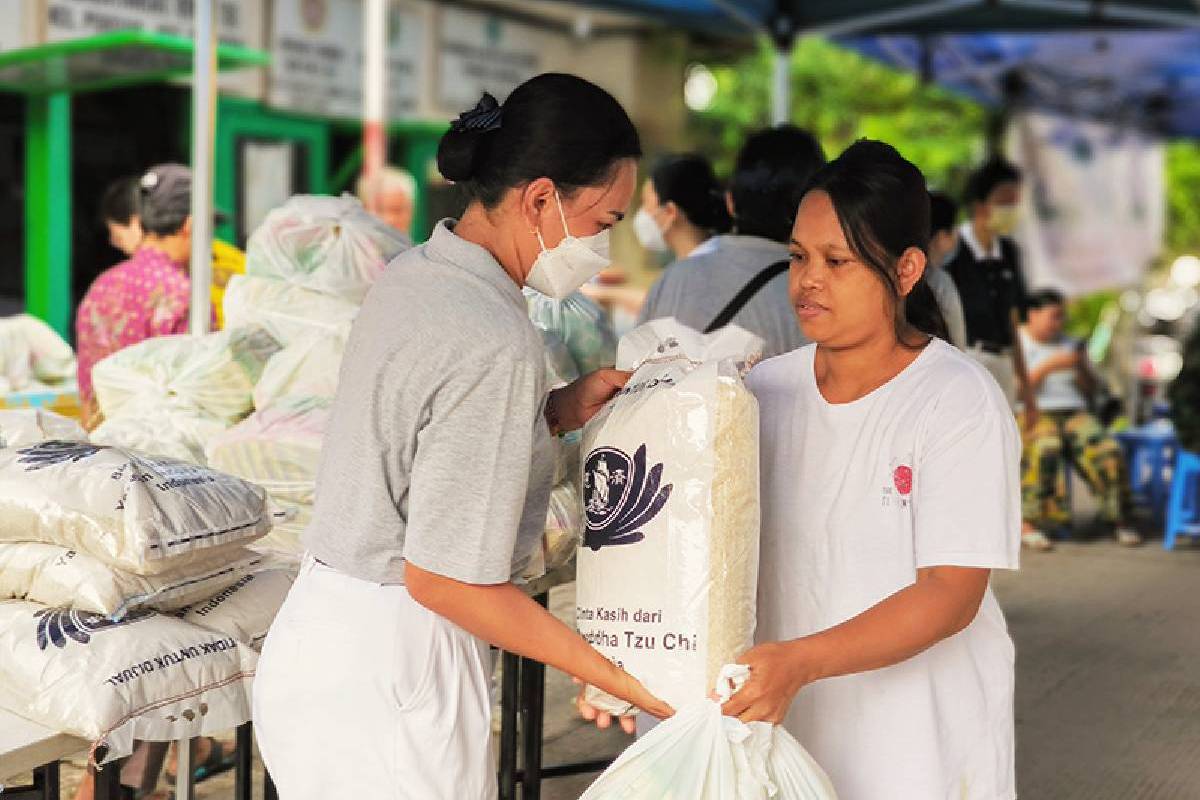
[925,191,968,349]
[632,153,730,262]
[638,127,825,359]
[947,157,1037,422]
[253,74,671,800]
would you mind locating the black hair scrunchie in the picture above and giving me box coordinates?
[450,93,503,134]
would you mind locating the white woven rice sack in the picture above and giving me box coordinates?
[92,327,280,425]
[252,333,346,409]
[0,600,257,763]
[0,441,271,575]
[245,194,411,303]
[577,320,763,715]
[251,502,310,557]
[206,398,328,506]
[89,401,228,465]
[175,562,297,649]
[223,274,358,348]
[0,408,86,448]
[0,542,267,620]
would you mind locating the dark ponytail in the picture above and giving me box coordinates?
[649,154,731,235]
[437,73,641,208]
[804,139,949,344]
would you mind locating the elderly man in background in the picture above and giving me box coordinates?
[357,165,417,237]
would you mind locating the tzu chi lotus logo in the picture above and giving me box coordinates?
[583,445,672,551]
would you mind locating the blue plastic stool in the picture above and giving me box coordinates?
[1165,450,1200,550]
[1116,422,1178,521]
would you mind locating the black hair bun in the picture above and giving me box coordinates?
[437,129,481,183]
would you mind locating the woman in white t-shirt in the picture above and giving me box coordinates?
[721,140,1021,799]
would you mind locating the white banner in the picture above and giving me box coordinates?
[0,2,28,52]
[45,0,253,47]
[269,0,425,121]
[437,7,543,111]
[1008,111,1165,297]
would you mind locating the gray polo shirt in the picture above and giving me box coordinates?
[304,220,555,585]
[638,235,809,359]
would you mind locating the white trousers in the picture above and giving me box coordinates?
[969,346,1018,410]
[253,556,497,799]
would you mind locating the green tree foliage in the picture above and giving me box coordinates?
[1166,141,1200,255]
[687,38,989,192]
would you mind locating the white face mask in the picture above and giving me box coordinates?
[632,208,669,254]
[525,192,611,300]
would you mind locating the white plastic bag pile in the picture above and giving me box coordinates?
[580,666,837,800]
[90,327,281,464]
[577,320,762,715]
[0,599,258,763]
[206,398,329,556]
[0,314,77,394]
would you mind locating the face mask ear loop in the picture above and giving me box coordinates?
[554,191,573,241]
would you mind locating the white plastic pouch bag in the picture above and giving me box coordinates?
[0,542,267,620]
[580,665,837,800]
[252,334,346,409]
[525,289,619,375]
[174,561,297,649]
[206,398,329,506]
[89,400,228,465]
[0,600,257,764]
[577,320,763,715]
[223,274,359,348]
[0,441,271,575]
[92,327,280,425]
[244,194,411,303]
[0,408,86,448]
[0,314,76,390]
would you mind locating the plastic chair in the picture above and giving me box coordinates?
[1116,421,1178,521]
[1165,450,1200,550]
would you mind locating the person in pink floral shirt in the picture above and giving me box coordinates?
[76,164,204,429]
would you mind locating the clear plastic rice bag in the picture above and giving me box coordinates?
[577,320,763,715]
[245,194,411,303]
[580,665,837,800]
[525,289,618,375]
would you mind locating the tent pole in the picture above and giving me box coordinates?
[24,92,71,338]
[189,0,216,336]
[771,40,792,126]
[363,0,388,215]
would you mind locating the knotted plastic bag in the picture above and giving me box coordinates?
[245,194,411,303]
[580,665,837,800]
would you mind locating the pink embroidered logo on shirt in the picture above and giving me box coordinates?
[893,465,913,496]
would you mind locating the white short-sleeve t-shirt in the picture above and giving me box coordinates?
[747,339,1020,800]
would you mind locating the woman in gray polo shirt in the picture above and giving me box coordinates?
[253,74,670,799]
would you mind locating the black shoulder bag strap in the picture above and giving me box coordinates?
[703,259,790,334]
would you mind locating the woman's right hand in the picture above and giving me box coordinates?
[574,674,673,734]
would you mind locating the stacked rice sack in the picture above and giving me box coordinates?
[521,289,619,581]
[0,421,294,762]
[208,195,410,557]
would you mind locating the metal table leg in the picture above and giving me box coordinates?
[520,655,546,800]
[91,758,122,800]
[264,770,279,800]
[498,650,522,800]
[235,723,254,800]
[0,762,61,800]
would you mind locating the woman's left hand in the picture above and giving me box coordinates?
[548,369,631,434]
[720,640,822,724]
